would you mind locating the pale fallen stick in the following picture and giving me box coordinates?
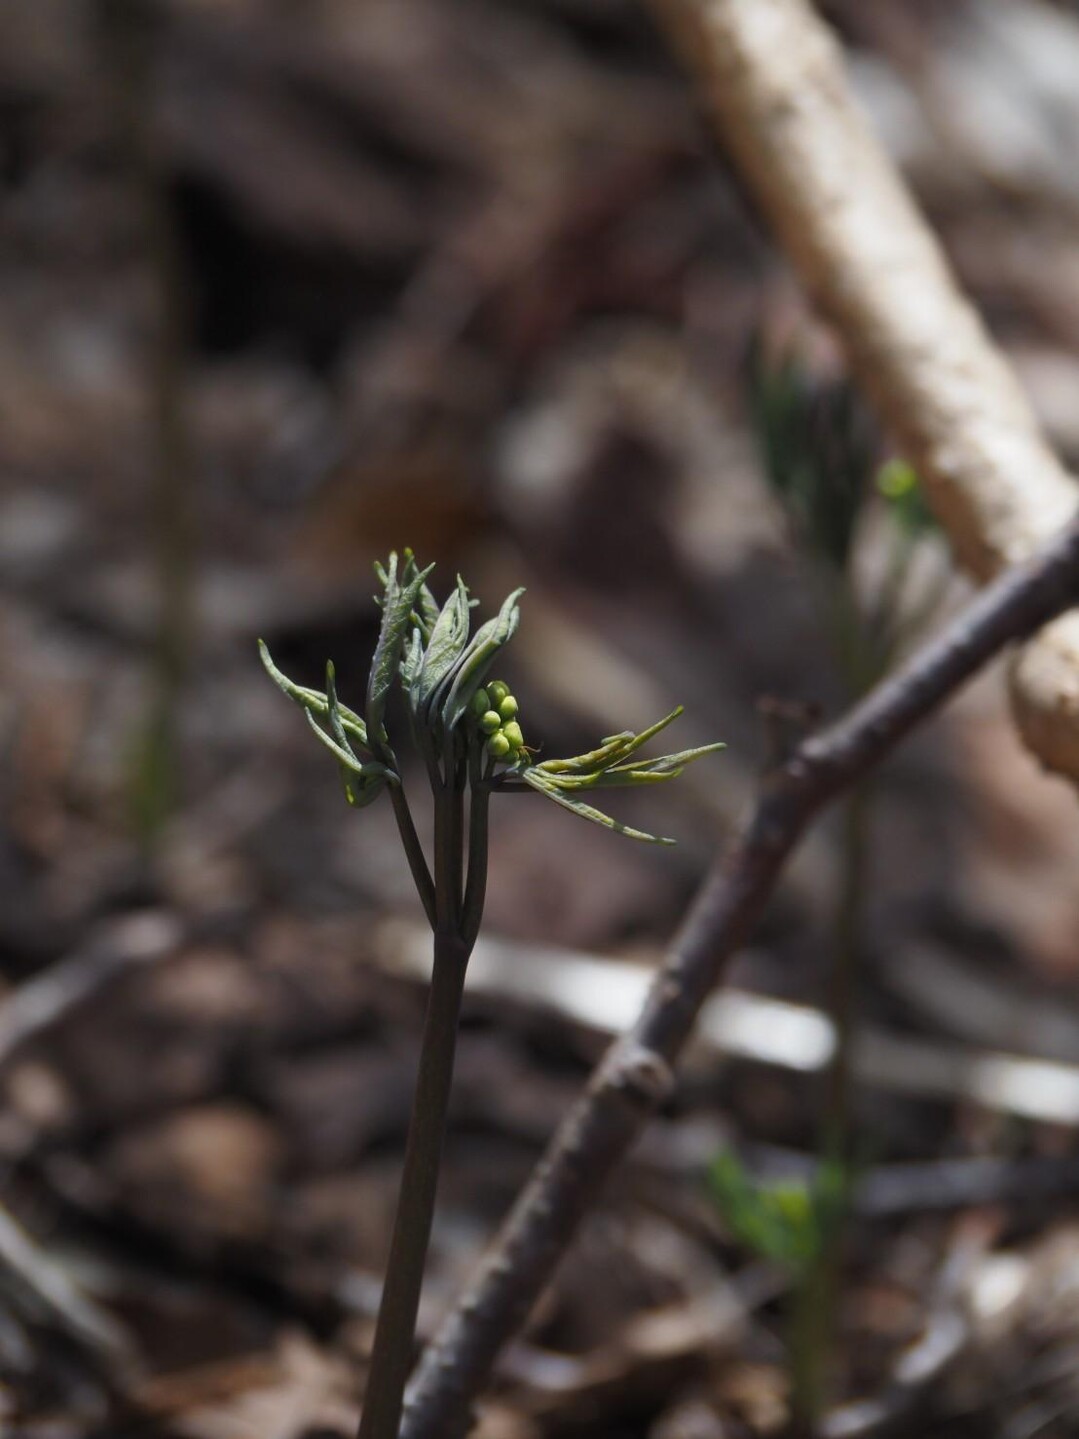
[0,912,179,1368]
[375,920,1079,1126]
[645,0,1079,782]
[0,1203,132,1364]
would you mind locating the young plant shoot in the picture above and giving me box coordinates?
[746,346,942,1425]
[259,551,724,1439]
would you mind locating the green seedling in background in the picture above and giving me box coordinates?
[711,1151,849,1273]
[746,346,942,1427]
[748,346,942,689]
[711,1152,852,1426]
[260,551,723,1439]
[876,457,931,534]
[748,346,875,576]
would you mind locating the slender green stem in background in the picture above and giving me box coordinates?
[785,782,869,1431]
[100,0,196,839]
[357,927,471,1439]
[823,783,870,1163]
[788,1245,834,1437]
[786,576,878,1424]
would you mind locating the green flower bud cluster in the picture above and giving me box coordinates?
[470,680,524,760]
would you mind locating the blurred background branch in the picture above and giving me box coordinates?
[645,0,1079,783]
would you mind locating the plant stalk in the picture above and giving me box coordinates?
[357,925,471,1439]
[461,753,490,950]
[360,752,489,1439]
[787,1246,833,1436]
[389,785,437,930]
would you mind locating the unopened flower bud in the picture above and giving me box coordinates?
[502,720,524,751]
[480,710,502,734]
[471,689,490,717]
[487,732,511,759]
[498,694,518,720]
[487,680,510,705]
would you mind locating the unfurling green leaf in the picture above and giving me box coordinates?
[539,706,684,777]
[606,742,728,780]
[401,625,424,699]
[522,768,675,845]
[415,576,472,716]
[747,344,875,573]
[518,709,724,841]
[305,709,395,782]
[534,733,635,776]
[441,587,525,733]
[709,1151,851,1271]
[367,551,436,750]
[410,561,442,641]
[259,640,369,750]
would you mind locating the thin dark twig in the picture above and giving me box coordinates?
[399,518,1079,1439]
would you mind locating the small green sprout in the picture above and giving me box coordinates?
[710,1151,848,1271]
[259,551,725,1439]
[711,1150,852,1426]
[747,345,875,573]
[876,456,934,536]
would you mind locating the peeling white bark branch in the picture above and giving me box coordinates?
[646,0,1079,780]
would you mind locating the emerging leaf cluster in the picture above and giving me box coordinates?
[710,1151,849,1271]
[875,457,934,537]
[522,710,725,845]
[257,644,395,809]
[747,345,942,688]
[260,551,723,846]
[748,347,876,573]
